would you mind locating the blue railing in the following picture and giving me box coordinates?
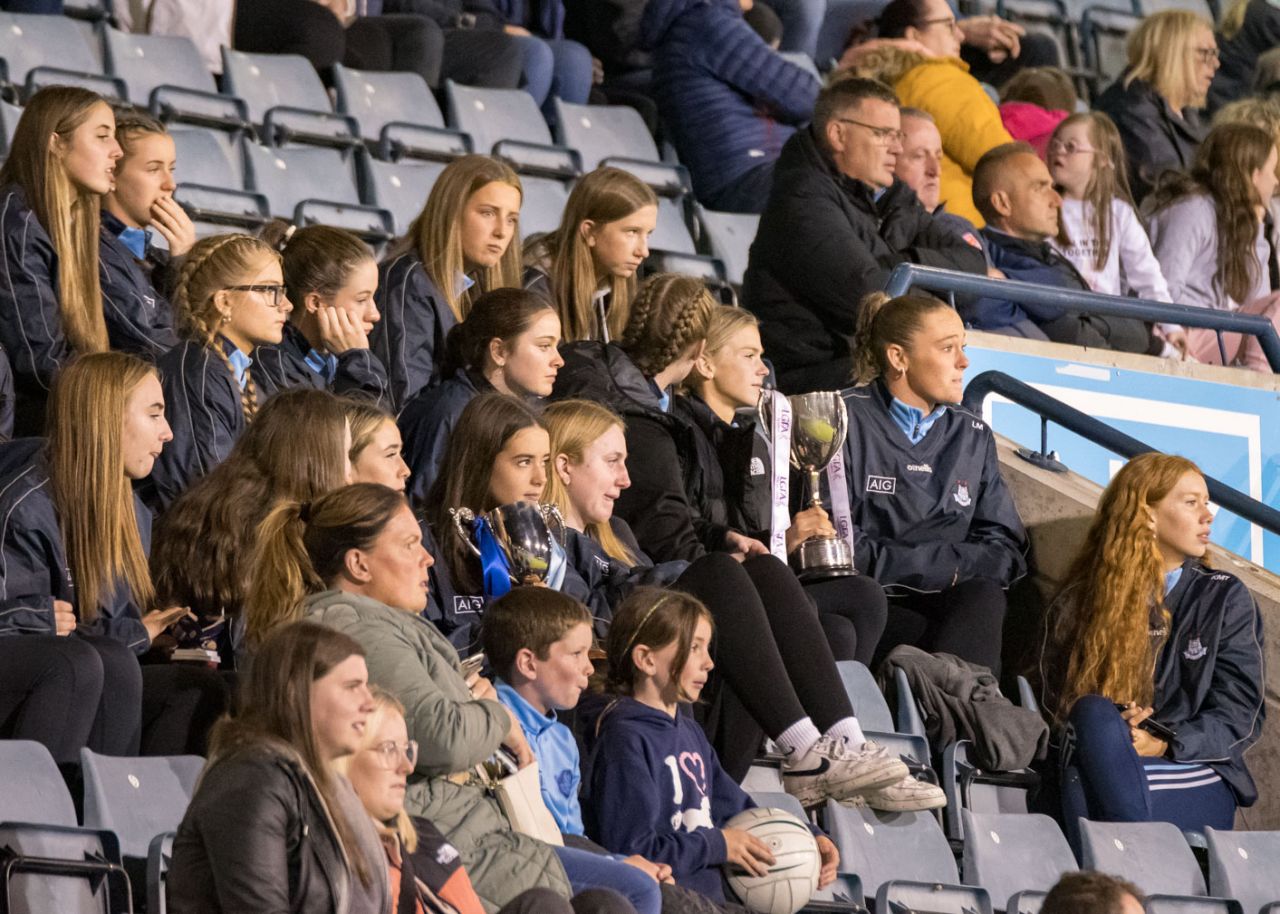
[884,263,1280,372]
[963,370,1280,536]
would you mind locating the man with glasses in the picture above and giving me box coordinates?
[967,142,1158,353]
[743,76,987,393]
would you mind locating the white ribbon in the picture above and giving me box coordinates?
[825,449,857,560]
[762,390,793,561]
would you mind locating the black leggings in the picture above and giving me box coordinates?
[673,553,856,774]
[0,634,142,762]
[140,665,234,757]
[804,575,888,666]
[873,578,1008,676]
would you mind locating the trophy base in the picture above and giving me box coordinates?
[794,536,856,582]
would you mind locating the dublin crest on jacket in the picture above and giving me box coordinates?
[953,480,972,507]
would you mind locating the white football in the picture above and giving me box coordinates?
[724,807,821,914]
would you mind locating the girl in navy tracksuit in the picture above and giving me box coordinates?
[99,111,189,359]
[835,292,1028,676]
[523,167,657,343]
[0,352,183,761]
[1039,452,1264,841]
[254,224,391,406]
[371,155,524,412]
[0,87,121,436]
[149,233,292,510]
[585,588,839,900]
[399,287,563,502]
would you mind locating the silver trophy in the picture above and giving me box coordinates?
[450,502,566,585]
[762,391,856,581]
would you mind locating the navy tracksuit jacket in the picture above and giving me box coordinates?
[834,380,1028,593]
[98,211,180,359]
[253,321,391,407]
[370,252,456,413]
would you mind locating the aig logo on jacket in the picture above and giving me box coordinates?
[453,595,484,616]
[866,475,897,494]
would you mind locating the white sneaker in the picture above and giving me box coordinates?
[782,737,908,807]
[859,775,947,812]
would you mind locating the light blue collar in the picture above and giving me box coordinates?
[305,348,338,383]
[888,396,946,444]
[118,225,150,260]
[649,379,671,413]
[226,346,253,391]
[495,678,558,737]
[455,272,476,296]
[1164,566,1184,597]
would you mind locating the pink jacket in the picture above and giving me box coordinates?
[999,101,1069,158]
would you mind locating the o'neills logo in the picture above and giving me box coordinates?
[906,463,933,474]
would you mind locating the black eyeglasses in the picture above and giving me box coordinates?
[835,118,906,146]
[225,284,288,310]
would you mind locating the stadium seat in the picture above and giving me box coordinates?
[961,812,1078,913]
[520,174,574,239]
[446,81,557,156]
[941,740,1040,840]
[0,98,21,158]
[1136,0,1216,19]
[332,63,472,165]
[170,127,269,235]
[1206,827,1280,914]
[361,157,447,234]
[222,48,360,153]
[1007,891,1048,914]
[63,0,111,21]
[815,0,891,68]
[0,12,124,102]
[80,750,204,914]
[747,792,810,819]
[825,799,992,914]
[695,205,758,286]
[103,29,248,133]
[0,740,130,914]
[554,99,660,172]
[1080,6,1142,88]
[836,661,933,778]
[995,0,1082,72]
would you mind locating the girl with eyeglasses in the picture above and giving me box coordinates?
[244,483,578,910]
[1095,10,1220,203]
[0,87,120,436]
[150,233,294,509]
[1045,112,1186,359]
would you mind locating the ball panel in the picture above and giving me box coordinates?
[724,807,821,914]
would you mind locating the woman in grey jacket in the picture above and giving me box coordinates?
[244,482,573,911]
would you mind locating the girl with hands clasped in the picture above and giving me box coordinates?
[584,589,840,900]
[1038,453,1264,845]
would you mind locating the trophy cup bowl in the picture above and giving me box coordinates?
[787,392,856,581]
[449,502,565,585]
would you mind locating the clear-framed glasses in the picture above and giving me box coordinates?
[225,283,289,310]
[917,14,958,30]
[1193,46,1220,63]
[371,739,418,770]
[835,118,906,146]
[1047,139,1096,156]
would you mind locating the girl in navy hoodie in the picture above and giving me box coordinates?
[585,588,839,901]
[0,86,120,436]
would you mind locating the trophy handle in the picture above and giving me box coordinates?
[539,504,567,546]
[448,507,483,558]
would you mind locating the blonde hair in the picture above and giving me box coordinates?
[1124,11,1216,109]
[619,274,715,377]
[686,305,760,395]
[397,155,523,322]
[542,399,636,565]
[1219,0,1248,39]
[47,352,156,622]
[1213,96,1280,170]
[173,233,282,422]
[527,167,658,342]
[0,87,111,357]
[342,396,394,465]
[337,687,419,853]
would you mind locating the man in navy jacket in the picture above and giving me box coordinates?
[970,142,1157,354]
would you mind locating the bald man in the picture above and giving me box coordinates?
[965,142,1157,354]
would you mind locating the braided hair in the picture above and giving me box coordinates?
[173,233,281,422]
[618,274,715,377]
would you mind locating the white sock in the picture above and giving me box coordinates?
[776,718,823,759]
[824,717,866,750]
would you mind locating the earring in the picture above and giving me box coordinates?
[220,313,231,324]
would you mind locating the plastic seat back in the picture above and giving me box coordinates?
[1206,827,1280,914]
[1079,819,1206,897]
[446,81,552,154]
[333,63,445,139]
[221,47,331,124]
[695,206,759,286]
[554,99,659,171]
[962,812,1077,912]
[363,157,447,234]
[824,799,957,899]
[80,749,203,859]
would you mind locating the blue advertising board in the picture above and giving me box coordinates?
[964,345,1280,573]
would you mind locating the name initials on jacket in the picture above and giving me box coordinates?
[866,475,897,494]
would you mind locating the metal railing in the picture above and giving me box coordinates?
[963,370,1280,536]
[884,263,1280,372]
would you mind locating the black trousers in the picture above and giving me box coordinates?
[805,574,889,666]
[0,634,142,762]
[675,553,858,778]
[140,665,234,757]
[873,577,1008,677]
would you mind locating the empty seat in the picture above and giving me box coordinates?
[81,750,204,914]
[0,12,123,100]
[962,812,1077,913]
[447,80,554,154]
[825,800,991,914]
[332,63,448,140]
[245,141,361,215]
[0,98,21,157]
[171,127,245,189]
[223,48,358,151]
[745,792,809,819]
[942,740,1040,840]
[362,157,447,234]
[1080,6,1141,88]
[996,0,1081,71]
[695,206,758,286]
[1206,827,1280,914]
[170,127,268,233]
[554,99,660,172]
[104,29,247,131]
[520,175,573,239]
[0,741,129,914]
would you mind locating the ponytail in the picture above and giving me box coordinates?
[852,292,950,385]
[439,287,557,379]
[244,500,322,648]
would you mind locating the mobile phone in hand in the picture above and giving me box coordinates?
[1114,703,1177,742]
[460,652,486,678]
